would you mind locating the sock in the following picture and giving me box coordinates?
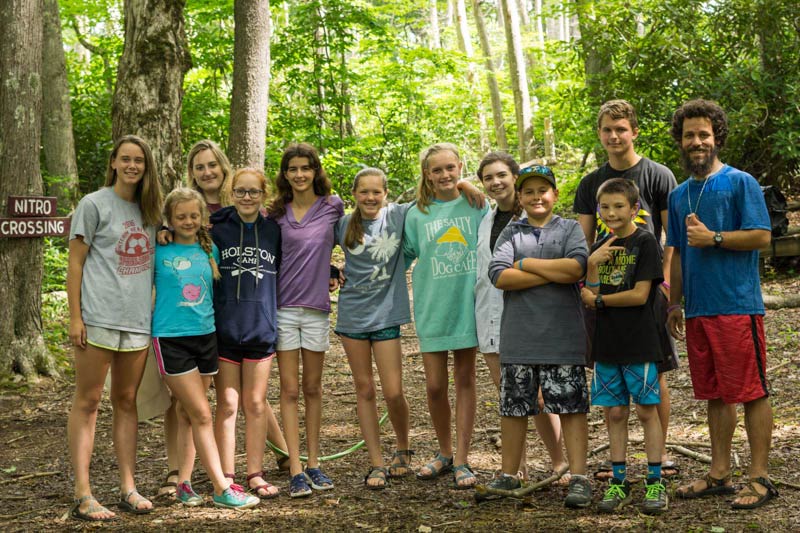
[612,461,626,482]
[647,462,662,480]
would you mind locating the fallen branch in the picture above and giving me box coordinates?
[0,471,60,485]
[766,359,795,373]
[666,444,712,464]
[0,507,45,519]
[775,478,800,490]
[5,435,25,445]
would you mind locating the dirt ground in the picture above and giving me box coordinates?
[1,278,799,532]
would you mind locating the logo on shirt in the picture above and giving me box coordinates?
[598,248,636,287]
[424,218,477,279]
[349,229,400,281]
[115,220,152,275]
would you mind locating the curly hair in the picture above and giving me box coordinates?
[670,99,728,148]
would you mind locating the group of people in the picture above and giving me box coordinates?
[65,97,777,522]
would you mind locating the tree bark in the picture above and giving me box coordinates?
[0,0,54,377]
[42,0,79,212]
[429,0,441,49]
[229,0,271,170]
[501,0,534,161]
[574,0,613,105]
[472,0,508,151]
[112,0,191,192]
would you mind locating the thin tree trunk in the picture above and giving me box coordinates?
[501,0,534,161]
[42,0,79,211]
[429,0,441,49]
[112,0,191,192]
[472,0,508,151]
[575,0,613,104]
[0,0,54,377]
[229,0,271,169]
[455,0,489,152]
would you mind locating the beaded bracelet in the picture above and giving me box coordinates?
[667,304,682,314]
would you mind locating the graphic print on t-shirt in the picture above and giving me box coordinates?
[348,229,400,282]
[597,246,638,288]
[424,216,476,279]
[162,254,210,307]
[115,219,153,275]
[220,245,276,280]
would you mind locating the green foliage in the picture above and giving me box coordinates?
[42,237,68,293]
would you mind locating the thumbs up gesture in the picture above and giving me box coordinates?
[686,213,714,248]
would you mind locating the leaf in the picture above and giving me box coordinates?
[710,527,725,533]
[418,526,432,533]
[2,466,16,474]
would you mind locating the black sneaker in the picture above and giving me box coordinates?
[597,478,632,513]
[564,475,592,508]
[642,477,668,515]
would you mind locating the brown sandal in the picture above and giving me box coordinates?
[246,471,279,499]
[156,469,178,498]
[676,473,736,499]
[731,477,779,509]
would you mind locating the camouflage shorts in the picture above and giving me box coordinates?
[499,363,589,417]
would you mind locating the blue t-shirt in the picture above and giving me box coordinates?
[666,165,770,318]
[152,242,220,337]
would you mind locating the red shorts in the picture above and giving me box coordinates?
[685,315,769,404]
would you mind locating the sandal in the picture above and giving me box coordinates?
[416,453,453,480]
[156,469,178,498]
[676,473,736,499]
[364,466,388,490]
[246,471,279,499]
[731,477,779,510]
[70,495,116,522]
[662,460,680,479]
[453,464,477,490]
[387,449,415,478]
[118,489,153,514]
[594,460,613,481]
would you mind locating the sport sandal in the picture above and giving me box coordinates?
[676,473,736,499]
[70,495,116,522]
[118,489,153,514]
[364,466,388,490]
[453,464,477,490]
[387,449,415,478]
[416,453,453,480]
[731,477,779,510]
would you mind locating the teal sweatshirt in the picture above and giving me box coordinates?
[403,194,488,352]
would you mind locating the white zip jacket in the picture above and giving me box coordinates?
[475,207,505,354]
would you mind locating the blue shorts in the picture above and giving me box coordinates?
[591,361,660,407]
[335,326,401,342]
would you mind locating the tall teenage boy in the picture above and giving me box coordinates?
[573,100,679,478]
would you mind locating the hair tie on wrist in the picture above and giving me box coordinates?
[585,280,600,287]
[662,281,671,290]
[667,304,682,314]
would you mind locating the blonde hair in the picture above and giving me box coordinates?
[228,167,270,214]
[416,142,461,214]
[163,187,220,280]
[105,135,164,227]
[344,168,388,249]
[186,139,233,206]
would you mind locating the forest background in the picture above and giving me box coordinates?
[0,0,799,376]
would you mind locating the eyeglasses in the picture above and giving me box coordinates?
[519,164,554,177]
[232,188,264,199]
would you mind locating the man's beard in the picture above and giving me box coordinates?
[680,144,719,177]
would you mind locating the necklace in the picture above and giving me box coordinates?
[687,176,710,215]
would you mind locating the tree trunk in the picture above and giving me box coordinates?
[429,0,441,49]
[42,0,79,212]
[574,0,613,105]
[112,0,191,192]
[501,0,534,161]
[0,0,54,377]
[229,0,271,170]
[455,0,489,152]
[472,0,508,151]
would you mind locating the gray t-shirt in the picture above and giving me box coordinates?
[488,215,588,365]
[70,187,156,334]
[334,202,413,334]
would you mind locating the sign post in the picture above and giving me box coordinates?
[0,196,70,238]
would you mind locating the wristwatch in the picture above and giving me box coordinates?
[595,294,605,310]
[713,231,723,248]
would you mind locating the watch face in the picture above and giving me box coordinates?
[714,232,723,244]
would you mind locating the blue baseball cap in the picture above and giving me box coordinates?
[516,163,556,190]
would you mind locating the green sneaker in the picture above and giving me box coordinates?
[176,481,203,507]
[642,477,668,515]
[597,478,632,513]
[213,486,260,509]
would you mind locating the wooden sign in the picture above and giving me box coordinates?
[1,196,69,238]
[0,217,71,238]
[7,196,58,217]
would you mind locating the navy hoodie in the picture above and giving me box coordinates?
[210,206,281,356]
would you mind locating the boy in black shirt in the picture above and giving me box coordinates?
[581,178,667,514]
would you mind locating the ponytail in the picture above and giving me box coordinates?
[344,207,365,249]
[197,226,221,280]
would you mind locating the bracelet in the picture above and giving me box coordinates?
[585,280,600,287]
[667,304,682,314]
[516,259,524,271]
[662,282,670,290]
